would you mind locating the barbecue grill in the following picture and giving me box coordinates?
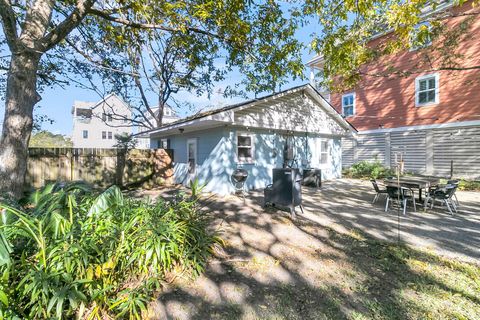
[231,168,248,197]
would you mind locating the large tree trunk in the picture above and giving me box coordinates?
[0,52,41,199]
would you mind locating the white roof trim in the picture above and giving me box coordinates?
[91,93,131,111]
[305,85,356,132]
[146,84,355,137]
[306,55,324,68]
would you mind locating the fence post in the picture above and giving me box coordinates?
[116,149,126,187]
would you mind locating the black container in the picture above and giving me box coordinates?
[264,168,303,218]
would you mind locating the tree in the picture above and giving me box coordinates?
[29,130,73,148]
[306,0,480,90]
[0,0,305,198]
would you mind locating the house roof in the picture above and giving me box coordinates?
[141,84,356,137]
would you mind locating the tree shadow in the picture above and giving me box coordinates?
[144,182,479,320]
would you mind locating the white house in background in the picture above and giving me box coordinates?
[71,94,132,148]
[136,105,179,149]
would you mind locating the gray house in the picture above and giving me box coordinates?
[148,84,356,195]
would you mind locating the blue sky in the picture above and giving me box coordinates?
[0,17,318,136]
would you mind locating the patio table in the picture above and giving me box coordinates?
[383,176,440,202]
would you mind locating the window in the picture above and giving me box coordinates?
[159,139,169,149]
[237,133,254,163]
[82,130,88,139]
[123,117,129,124]
[107,114,113,122]
[320,140,329,165]
[410,21,432,51]
[416,73,439,106]
[102,131,106,139]
[164,108,171,116]
[342,93,355,117]
[108,131,113,139]
[102,113,106,121]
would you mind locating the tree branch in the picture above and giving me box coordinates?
[64,37,139,76]
[41,0,96,51]
[0,0,19,50]
[87,7,222,40]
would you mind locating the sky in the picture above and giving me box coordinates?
[0,15,319,136]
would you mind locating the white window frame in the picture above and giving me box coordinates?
[415,73,440,107]
[160,138,169,149]
[319,139,329,166]
[236,132,255,164]
[342,92,355,117]
[82,130,88,139]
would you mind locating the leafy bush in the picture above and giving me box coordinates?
[457,180,480,191]
[343,160,396,179]
[0,182,221,319]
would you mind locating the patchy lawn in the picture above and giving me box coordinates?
[137,187,480,320]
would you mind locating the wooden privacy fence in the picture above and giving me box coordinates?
[26,148,173,189]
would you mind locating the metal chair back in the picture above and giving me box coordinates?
[371,179,381,193]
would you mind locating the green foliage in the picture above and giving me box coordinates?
[29,130,73,148]
[343,160,396,179]
[114,133,137,151]
[457,180,480,191]
[0,182,221,319]
[306,0,480,90]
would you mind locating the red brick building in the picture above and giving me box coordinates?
[307,1,480,178]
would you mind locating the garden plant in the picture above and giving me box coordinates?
[0,182,221,319]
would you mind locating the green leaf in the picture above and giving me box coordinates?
[88,186,124,217]
[0,290,8,307]
[0,231,12,266]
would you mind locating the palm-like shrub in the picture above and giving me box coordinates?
[0,182,221,319]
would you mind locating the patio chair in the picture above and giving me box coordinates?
[447,179,460,206]
[424,184,458,215]
[385,186,416,215]
[371,179,388,204]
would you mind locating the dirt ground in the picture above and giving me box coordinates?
[133,179,480,320]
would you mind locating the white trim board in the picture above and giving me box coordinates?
[357,120,480,134]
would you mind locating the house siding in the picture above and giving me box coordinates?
[342,125,480,179]
[72,95,132,148]
[329,1,480,132]
[153,127,343,195]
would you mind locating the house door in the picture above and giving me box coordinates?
[187,138,197,181]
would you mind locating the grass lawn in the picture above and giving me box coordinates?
[157,212,480,320]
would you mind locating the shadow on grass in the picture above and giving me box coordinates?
[148,189,480,320]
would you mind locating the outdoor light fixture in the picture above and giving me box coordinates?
[179,128,184,133]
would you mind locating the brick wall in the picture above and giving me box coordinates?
[330,1,480,131]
